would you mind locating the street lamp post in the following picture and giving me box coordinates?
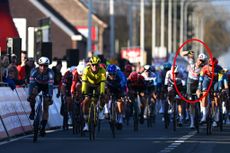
[152,0,156,59]
[87,0,93,56]
[173,0,177,52]
[168,0,172,53]
[110,0,115,58]
[140,0,145,65]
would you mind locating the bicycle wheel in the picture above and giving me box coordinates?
[88,103,96,140]
[219,101,223,131]
[124,98,131,126]
[164,100,170,129]
[146,96,152,128]
[33,100,42,142]
[33,119,39,142]
[206,106,212,135]
[194,102,200,133]
[63,101,68,130]
[110,99,116,138]
[173,102,177,132]
[72,102,82,134]
[133,98,139,131]
[72,102,76,134]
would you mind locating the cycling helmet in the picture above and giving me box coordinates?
[90,56,101,65]
[69,66,77,72]
[208,57,218,66]
[144,65,151,71]
[125,64,132,72]
[107,64,117,75]
[198,53,207,61]
[163,62,172,70]
[77,66,84,75]
[129,72,138,82]
[38,57,50,65]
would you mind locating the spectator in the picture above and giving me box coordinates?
[3,65,17,90]
[17,51,27,85]
[8,54,18,80]
[1,55,10,81]
[25,58,35,84]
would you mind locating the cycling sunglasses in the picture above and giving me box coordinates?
[109,72,116,76]
[39,64,48,68]
[91,64,99,67]
[199,59,205,62]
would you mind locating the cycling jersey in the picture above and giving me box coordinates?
[199,64,223,91]
[52,66,62,86]
[61,70,73,96]
[141,71,157,92]
[82,66,106,95]
[29,67,54,96]
[200,64,223,81]
[62,70,73,87]
[127,72,145,92]
[164,70,186,92]
[218,70,228,91]
[187,59,202,80]
[107,70,127,92]
[71,69,82,94]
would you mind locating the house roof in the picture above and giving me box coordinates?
[44,0,107,29]
[77,0,108,28]
[29,0,85,40]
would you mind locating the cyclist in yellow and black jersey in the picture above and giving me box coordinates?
[81,56,106,131]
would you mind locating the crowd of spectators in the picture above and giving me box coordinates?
[0,51,35,90]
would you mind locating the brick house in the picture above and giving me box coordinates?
[9,0,107,60]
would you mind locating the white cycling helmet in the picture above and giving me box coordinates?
[38,57,50,65]
[144,65,151,71]
[77,61,86,75]
[198,53,207,61]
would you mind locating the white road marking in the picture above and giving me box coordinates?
[158,131,196,153]
[0,129,61,146]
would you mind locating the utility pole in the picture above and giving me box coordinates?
[160,0,165,48]
[110,0,115,58]
[128,0,133,47]
[168,0,172,53]
[140,0,145,65]
[87,0,92,56]
[173,0,177,52]
[180,0,185,46]
[152,0,156,59]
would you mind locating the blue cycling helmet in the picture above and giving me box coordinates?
[107,64,117,75]
[163,62,172,70]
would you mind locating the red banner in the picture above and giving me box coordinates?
[121,47,141,63]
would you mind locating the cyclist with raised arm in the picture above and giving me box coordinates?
[106,64,127,129]
[181,51,207,128]
[27,57,54,136]
[81,56,106,131]
[197,57,223,126]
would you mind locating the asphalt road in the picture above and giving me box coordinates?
[0,116,230,153]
